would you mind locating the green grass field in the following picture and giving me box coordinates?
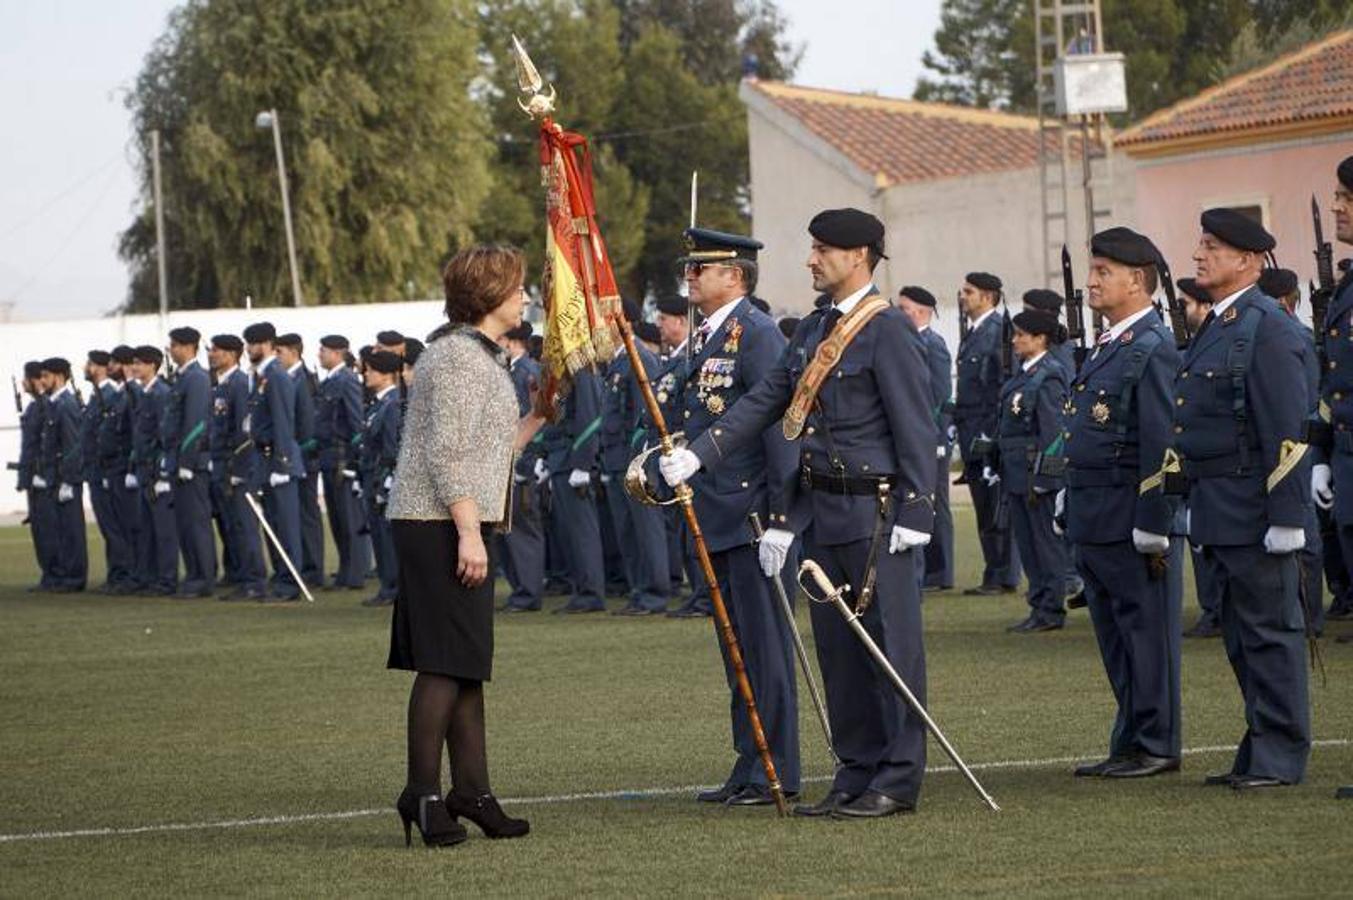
[1,511,1351,897]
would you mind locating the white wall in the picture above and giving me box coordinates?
[0,300,446,516]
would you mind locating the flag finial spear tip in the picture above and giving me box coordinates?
[511,34,556,119]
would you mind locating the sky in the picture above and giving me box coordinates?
[0,1,942,322]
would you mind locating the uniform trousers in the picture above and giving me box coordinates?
[210,478,240,584]
[28,489,59,587]
[322,468,366,588]
[805,531,926,806]
[923,451,955,587]
[367,500,399,601]
[51,485,88,590]
[709,543,800,792]
[966,468,1020,588]
[548,473,605,610]
[136,487,179,592]
[90,479,134,588]
[1008,490,1067,623]
[298,471,324,586]
[497,479,544,610]
[262,480,302,597]
[214,479,266,591]
[1299,507,1325,635]
[1206,544,1311,783]
[112,481,143,586]
[174,475,216,594]
[1079,540,1182,759]
[603,471,669,612]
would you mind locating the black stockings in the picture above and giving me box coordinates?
[405,673,489,798]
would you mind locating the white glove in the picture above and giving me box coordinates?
[599,473,613,484]
[153,479,172,496]
[936,445,947,458]
[178,467,194,482]
[206,459,214,474]
[568,469,591,488]
[230,475,245,487]
[351,481,363,498]
[383,474,393,491]
[1312,463,1334,510]
[513,473,528,484]
[1053,488,1066,536]
[1132,528,1170,555]
[946,424,957,443]
[341,468,358,480]
[1263,525,1306,555]
[534,458,549,485]
[659,448,702,486]
[757,527,794,577]
[376,491,387,506]
[58,483,74,503]
[101,477,109,490]
[889,526,931,552]
[125,473,139,490]
[32,475,48,489]
[1183,507,1191,537]
[981,465,1000,486]
[268,472,291,488]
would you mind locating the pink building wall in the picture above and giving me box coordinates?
[1131,135,1353,286]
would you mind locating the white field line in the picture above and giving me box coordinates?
[1,739,1348,845]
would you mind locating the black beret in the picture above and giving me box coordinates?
[133,345,163,365]
[634,321,662,345]
[808,208,886,256]
[899,285,937,308]
[319,334,349,350]
[679,227,763,264]
[1201,208,1275,252]
[778,316,801,340]
[966,272,1002,293]
[358,344,374,361]
[505,322,533,342]
[275,332,302,349]
[1022,288,1064,312]
[749,296,770,315]
[87,350,111,366]
[24,360,43,380]
[111,345,135,364]
[210,334,243,352]
[1091,227,1161,267]
[528,335,544,360]
[1339,155,1353,192]
[1011,310,1059,337]
[655,294,688,317]
[376,330,405,346]
[242,322,276,344]
[1175,277,1212,303]
[403,338,425,366]
[622,298,641,323]
[40,357,71,375]
[366,350,402,374]
[168,326,200,345]
[1257,267,1299,299]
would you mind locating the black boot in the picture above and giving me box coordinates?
[446,792,530,839]
[396,788,468,847]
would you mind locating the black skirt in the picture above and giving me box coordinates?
[387,519,496,681]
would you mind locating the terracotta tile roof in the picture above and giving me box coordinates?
[745,81,1079,186]
[1118,29,1353,152]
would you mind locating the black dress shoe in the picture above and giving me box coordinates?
[1025,617,1065,633]
[497,603,540,613]
[1073,756,1131,777]
[724,785,800,807]
[612,606,659,617]
[360,594,393,607]
[832,790,913,819]
[1232,775,1289,791]
[696,783,743,803]
[261,592,300,604]
[1006,616,1036,633]
[556,603,605,614]
[792,789,856,817]
[1202,772,1237,787]
[1184,619,1221,639]
[922,584,952,593]
[1327,604,1353,621]
[1336,633,1353,644]
[1105,755,1180,778]
[1065,591,1087,610]
[1336,785,1352,799]
[964,584,1004,596]
[667,606,711,619]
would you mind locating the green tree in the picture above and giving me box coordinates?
[615,0,802,84]
[914,0,1029,109]
[119,0,492,311]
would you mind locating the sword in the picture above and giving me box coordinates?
[749,512,838,768]
[243,490,315,603]
[798,558,1001,812]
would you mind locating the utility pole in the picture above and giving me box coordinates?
[151,128,168,330]
[256,109,304,307]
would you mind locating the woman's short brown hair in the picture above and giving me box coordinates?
[442,244,526,325]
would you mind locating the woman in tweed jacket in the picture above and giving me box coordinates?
[386,244,543,847]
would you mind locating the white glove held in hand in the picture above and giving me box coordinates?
[534,458,549,485]
[567,469,590,489]
[1263,525,1305,555]
[981,465,1000,487]
[757,527,794,577]
[268,472,290,488]
[1312,463,1334,510]
[32,475,48,489]
[1052,488,1066,536]
[153,479,172,496]
[889,526,931,552]
[936,445,947,458]
[1132,528,1170,555]
[230,475,245,487]
[659,448,701,486]
[58,483,74,503]
[125,473,139,490]
[178,467,194,482]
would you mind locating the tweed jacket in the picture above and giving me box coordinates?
[387,328,518,526]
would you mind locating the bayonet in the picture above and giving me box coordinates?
[511,34,556,120]
[1061,245,1088,369]
[1313,195,1335,370]
[1156,256,1190,350]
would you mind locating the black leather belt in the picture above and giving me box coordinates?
[1181,454,1253,479]
[800,467,892,496]
[1065,466,1130,488]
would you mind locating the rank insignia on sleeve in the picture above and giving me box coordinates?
[1091,401,1111,424]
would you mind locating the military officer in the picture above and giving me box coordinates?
[128,346,178,595]
[316,334,368,590]
[16,361,58,590]
[276,333,324,588]
[898,286,955,592]
[82,350,133,593]
[208,334,267,600]
[662,210,934,819]
[1178,209,1310,789]
[101,346,141,594]
[542,365,608,614]
[242,322,305,602]
[995,311,1069,632]
[956,272,1020,595]
[1061,228,1182,778]
[34,358,86,591]
[376,330,406,357]
[1022,288,1077,374]
[1327,154,1353,801]
[601,305,670,616]
[164,327,216,598]
[356,349,403,607]
[497,322,546,612]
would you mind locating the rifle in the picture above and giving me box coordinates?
[957,290,970,343]
[999,292,1013,380]
[10,375,21,414]
[1313,195,1336,370]
[1156,257,1190,350]
[1061,245,1088,369]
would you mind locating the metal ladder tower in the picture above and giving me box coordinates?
[1035,0,1115,290]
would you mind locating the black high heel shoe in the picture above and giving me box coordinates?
[396,788,468,847]
[446,792,530,839]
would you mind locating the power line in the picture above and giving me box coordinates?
[0,150,125,242]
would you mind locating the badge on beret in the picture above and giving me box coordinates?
[1010,392,1023,415]
[1091,401,1111,424]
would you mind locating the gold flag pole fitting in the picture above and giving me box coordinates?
[511,34,788,817]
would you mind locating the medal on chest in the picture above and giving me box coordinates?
[1091,400,1111,424]
[723,318,743,354]
[1010,392,1023,416]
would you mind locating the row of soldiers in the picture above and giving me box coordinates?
[13,325,422,605]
